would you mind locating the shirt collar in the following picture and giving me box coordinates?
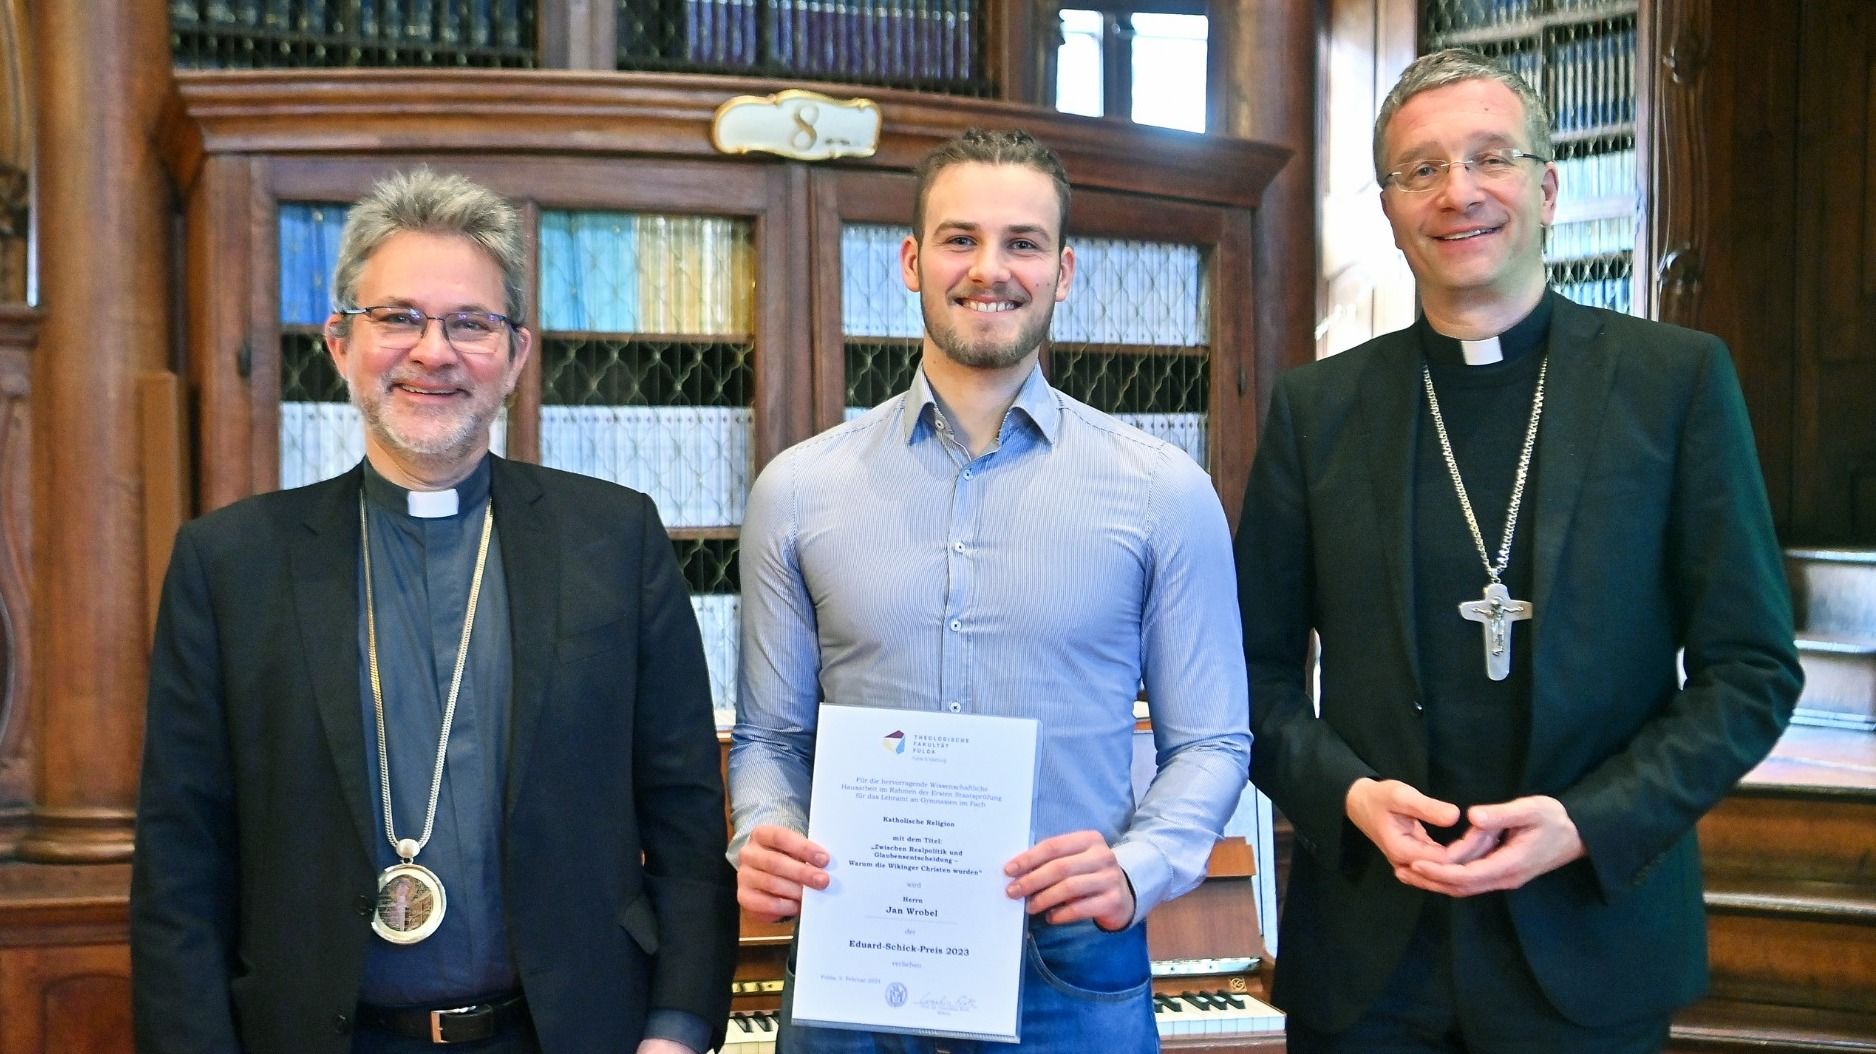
[361,454,493,520]
[1416,288,1555,367]
[898,362,1061,447]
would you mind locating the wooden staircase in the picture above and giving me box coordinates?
[1671,549,1876,1052]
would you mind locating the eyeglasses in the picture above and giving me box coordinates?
[338,305,517,354]
[1383,149,1549,193]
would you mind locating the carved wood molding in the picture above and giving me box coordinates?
[163,70,1290,211]
[0,305,30,854]
[1652,0,1711,326]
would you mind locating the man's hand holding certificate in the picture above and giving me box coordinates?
[759,706,1042,1042]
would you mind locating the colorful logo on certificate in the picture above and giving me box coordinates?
[885,981,908,1007]
[882,730,906,754]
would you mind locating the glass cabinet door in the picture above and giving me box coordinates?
[537,208,756,725]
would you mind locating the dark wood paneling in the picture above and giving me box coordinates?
[1793,0,1876,543]
[1654,0,1799,534]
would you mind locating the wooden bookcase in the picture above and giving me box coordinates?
[161,70,1287,712]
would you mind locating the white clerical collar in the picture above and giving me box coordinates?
[1459,336,1504,365]
[405,488,460,519]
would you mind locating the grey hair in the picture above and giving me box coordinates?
[329,168,526,334]
[1373,48,1554,183]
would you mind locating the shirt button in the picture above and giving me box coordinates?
[948,702,962,713]
[962,469,973,480]
[949,619,962,632]
[951,541,965,553]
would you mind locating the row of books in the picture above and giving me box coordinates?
[540,212,753,336]
[691,593,741,723]
[282,205,757,335]
[279,203,346,326]
[840,224,1208,346]
[1553,147,1636,203]
[1055,239,1207,346]
[1546,216,1633,262]
[1545,24,1635,134]
[285,203,1206,348]
[539,405,753,527]
[662,0,978,82]
[1557,275,1632,314]
[171,0,531,49]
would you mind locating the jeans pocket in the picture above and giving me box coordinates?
[1024,924,1152,1002]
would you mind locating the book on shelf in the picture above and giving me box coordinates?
[278,202,347,327]
[1053,238,1207,347]
[764,0,972,82]
[540,211,750,336]
[539,405,753,527]
[840,224,923,339]
[690,592,740,722]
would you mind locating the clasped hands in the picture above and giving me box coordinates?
[737,825,1134,930]
[1344,777,1586,896]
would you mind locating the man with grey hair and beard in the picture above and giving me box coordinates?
[729,129,1249,1051]
[131,169,737,1054]
[1237,49,1799,1052]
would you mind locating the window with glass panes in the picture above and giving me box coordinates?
[1052,1,1210,133]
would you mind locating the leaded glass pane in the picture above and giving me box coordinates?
[1050,237,1210,469]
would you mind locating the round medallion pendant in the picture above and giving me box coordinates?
[372,862,447,944]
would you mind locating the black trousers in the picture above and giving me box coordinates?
[1285,895,1670,1054]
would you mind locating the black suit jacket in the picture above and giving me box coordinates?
[131,457,739,1053]
[1236,297,1802,1031]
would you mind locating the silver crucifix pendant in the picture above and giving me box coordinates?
[1458,581,1533,681]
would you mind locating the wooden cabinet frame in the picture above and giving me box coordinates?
[163,70,1287,521]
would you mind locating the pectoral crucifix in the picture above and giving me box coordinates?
[1459,581,1533,682]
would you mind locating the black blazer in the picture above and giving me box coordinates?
[131,457,739,1053]
[1236,297,1802,1031]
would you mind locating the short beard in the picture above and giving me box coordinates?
[349,377,500,467]
[921,296,1055,371]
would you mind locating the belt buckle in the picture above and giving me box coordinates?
[429,1004,484,1045]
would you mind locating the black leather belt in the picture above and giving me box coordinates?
[356,992,529,1045]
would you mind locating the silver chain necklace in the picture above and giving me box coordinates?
[359,491,494,943]
[1422,357,1546,681]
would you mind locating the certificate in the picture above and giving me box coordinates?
[791,705,1039,1042]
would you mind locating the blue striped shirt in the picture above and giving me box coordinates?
[729,365,1250,924]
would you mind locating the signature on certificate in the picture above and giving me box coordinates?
[917,994,980,1014]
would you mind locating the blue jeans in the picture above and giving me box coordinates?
[780,919,1158,1053]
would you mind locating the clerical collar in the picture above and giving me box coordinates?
[361,455,493,519]
[1417,289,1554,368]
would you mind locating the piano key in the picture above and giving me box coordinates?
[721,1009,780,1052]
[1152,988,1284,1037]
